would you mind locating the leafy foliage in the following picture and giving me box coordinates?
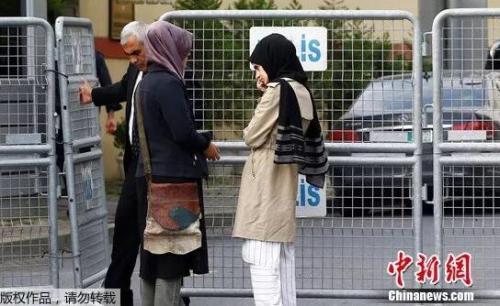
[173,0,222,10]
[232,0,277,10]
[113,119,127,154]
[319,0,347,10]
[286,0,303,10]
[47,0,77,25]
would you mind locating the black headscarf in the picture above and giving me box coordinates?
[485,46,500,70]
[249,33,307,84]
[249,33,328,188]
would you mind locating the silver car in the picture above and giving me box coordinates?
[329,72,500,216]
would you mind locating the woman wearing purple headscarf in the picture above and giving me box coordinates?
[135,21,219,306]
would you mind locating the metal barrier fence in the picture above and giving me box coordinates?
[14,9,500,298]
[55,17,109,288]
[161,10,422,298]
[0,17,58,288]
[432,8,500,293]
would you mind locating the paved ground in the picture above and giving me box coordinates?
[109,198,382,305]
[3,195,500,305]
[66,199,500,305]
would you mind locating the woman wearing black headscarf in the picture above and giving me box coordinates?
[233,34,328,306]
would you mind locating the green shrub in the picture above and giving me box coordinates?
[113,119,127,155]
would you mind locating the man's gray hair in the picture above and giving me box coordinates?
[120,21,148,45]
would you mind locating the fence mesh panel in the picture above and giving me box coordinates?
[184,163,416,290]
[0,166,50,287]
[0,24,49,145]
[56,17,109,287]
[0,19,56,288]
[165,12,419,293]
[435,12,500,291]
[174,17,414,141]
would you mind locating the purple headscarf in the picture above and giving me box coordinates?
[144,21,193,79]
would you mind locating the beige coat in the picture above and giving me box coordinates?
[232,79,313,243]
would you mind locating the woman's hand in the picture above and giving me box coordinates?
[204,142,220,161]
[256,80,267,92]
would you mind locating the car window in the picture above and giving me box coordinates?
[347,80,414,117]
[345,77,486,118]
[442,87,485,108]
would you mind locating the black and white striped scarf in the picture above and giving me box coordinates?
[274,79,329,188]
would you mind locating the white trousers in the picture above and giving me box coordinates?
[242,240,296,306]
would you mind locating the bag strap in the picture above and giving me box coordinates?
[134,87,153,186]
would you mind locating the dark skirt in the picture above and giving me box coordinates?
[136,176,209,281]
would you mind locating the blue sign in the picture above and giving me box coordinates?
[250,27,328,71]
[296,175,326,217]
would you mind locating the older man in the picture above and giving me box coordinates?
[80,21,147,306]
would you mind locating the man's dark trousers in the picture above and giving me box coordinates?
[104,158,139,306]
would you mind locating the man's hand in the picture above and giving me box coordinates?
[79,80,93,104]
[106,111,117,134]
[203,142,220,161]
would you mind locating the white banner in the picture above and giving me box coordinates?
[249,27,328,71]
[296,174,327,217]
